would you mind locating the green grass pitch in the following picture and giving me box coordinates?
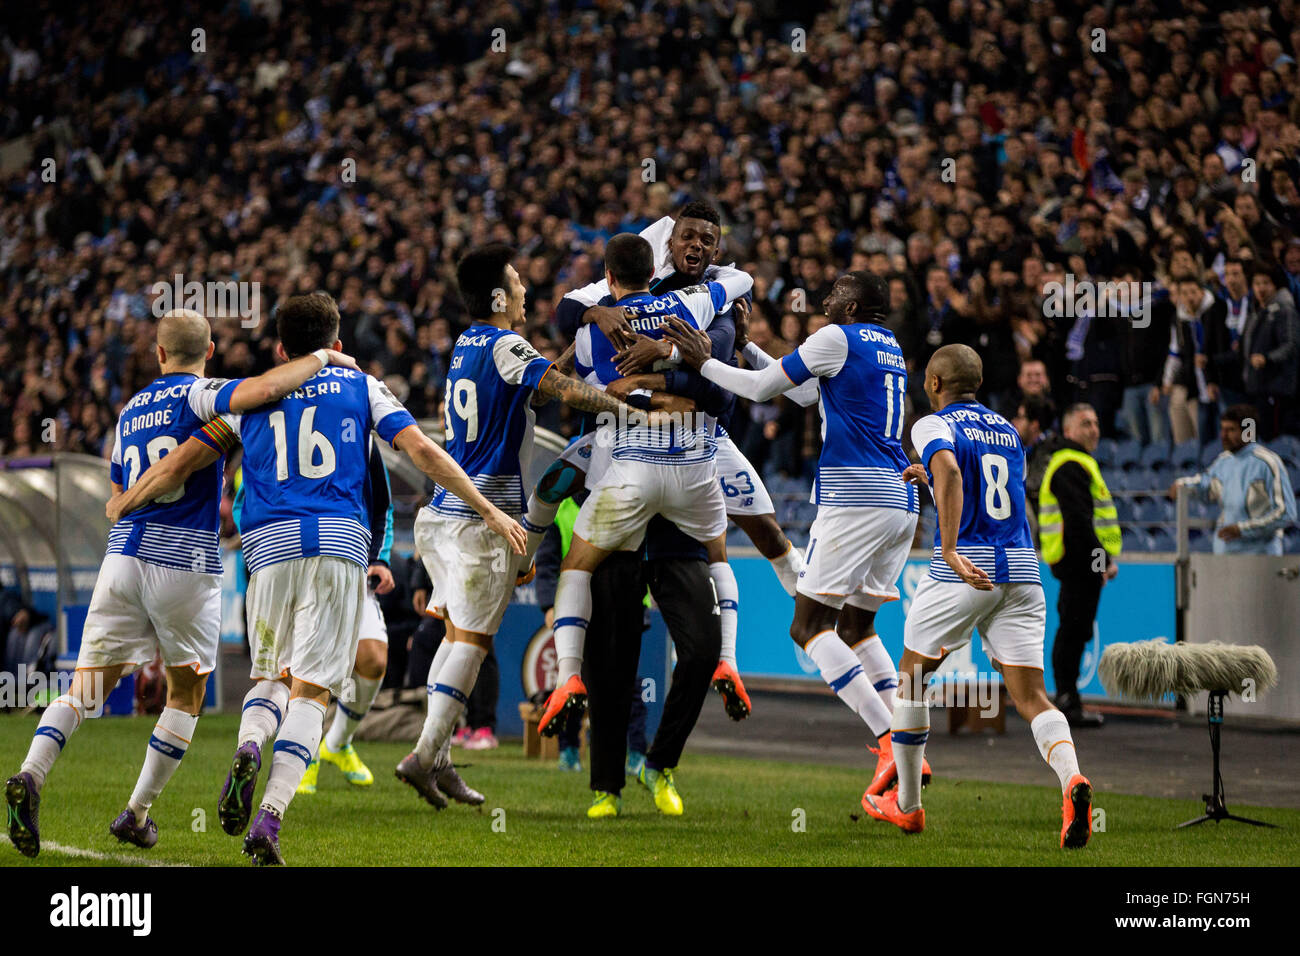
[2,714,1295,867]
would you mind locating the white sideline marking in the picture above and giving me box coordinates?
[42,840,190,867]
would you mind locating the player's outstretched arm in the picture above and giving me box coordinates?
[663,316,794,402]
[604,375,698,415]
[225,348,359,413]
[106,436,220,523]
[535,366,636,419]
[392,425,527,554]
[929,448,993,591]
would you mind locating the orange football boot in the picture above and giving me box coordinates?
[538,674,588,737]
[711,660,752,720]
[1060,773,1093,849]
[864,733,933,796]
[861,789,925,833]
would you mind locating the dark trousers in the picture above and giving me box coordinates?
[583,553,650,795]
[584,554,721,793]
[644,557,721,771]
[1052,570,1103,701]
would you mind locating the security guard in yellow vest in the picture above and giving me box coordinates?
[1036,403,1121,728]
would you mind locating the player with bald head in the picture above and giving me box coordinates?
[6,309,359,859]
[863,344,1093,849]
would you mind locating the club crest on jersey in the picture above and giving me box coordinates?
[511,341,541,362]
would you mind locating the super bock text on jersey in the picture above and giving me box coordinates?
[192,367,416,574]
[109,374,241,573]
[575,281,741,464]
[911,401,1040,584]
[429,326,552,519]
[779,323,918,513]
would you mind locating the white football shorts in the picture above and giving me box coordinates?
[797,505,917,610]
[77,554,221,674]
[574,456,727,551]
[903,577,1047,670]
[714,435,775,517]
[245,555,366,696]
[414,508,523,636]
[358,587,388,645]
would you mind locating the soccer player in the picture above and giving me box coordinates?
[539,232,752,736]
[291,435,396,793]
[4,308,357,858]
[395,243,647,810]
[539,202,815,716]
[665,271,927,793]
[865,344,1092,848]
[106,292,527,864]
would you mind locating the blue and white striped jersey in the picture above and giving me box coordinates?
[911,402,1040,584]
[574,280,747,465]
[197,368,416,574]
[427,325,552,519]
[108,373,240,573]
[780,323,918,512]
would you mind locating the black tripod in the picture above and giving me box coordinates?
[1176,690,1278,829]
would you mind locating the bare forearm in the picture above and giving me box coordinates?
[934,466,964,553]
[116,459,186,516]
[539,368,629,417]
[229,352,326,412]
[406,434,501,519]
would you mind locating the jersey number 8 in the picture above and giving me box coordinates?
[980,452,1012,520]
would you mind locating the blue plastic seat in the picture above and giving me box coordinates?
[1189,528,1213,553]
[1121,526,1154,552]
[1129,497,1159,523]
[1172,439,1200,471]
[1148,525,1177,552]
[1285,528,1300,554]
[1139,442,1171,469]
[1113,439,1142,470]
[1272,435,1300,461]
[1200,442,1223,467]
[1094,438,1118,468]
[1188,497,1214,521]
[1103,469,1129,492]
[1113,497,1135,522]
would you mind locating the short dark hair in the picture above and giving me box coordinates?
[846,270,890,317]
[1018,393,1056,432]
[1221,403,1258,428]
[605,233,654,288]
[677,200,721,226]
[277,292,341,357]
[456,243,516,320]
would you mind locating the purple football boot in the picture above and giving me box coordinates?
[109,808,159,849]
[243,808,284,866]
[5,772,40,858]
[218,741,262,835]
[394,752,449,809]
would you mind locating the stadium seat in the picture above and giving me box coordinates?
[1147,525,1177,552]
[1103,468,1128,492]
[1188,528,1214,553]
[1139,442,1171,470]
[1200,442,1223,467]
[1287,461,1300,494]
[1273,435,1300,461]
[1171,439,1200,471]
[1130,497,1163,523]
[1113,439,1141,470]
[1094,438,1117,468]
[1121,526,1154,552]
[786,527,809,550]
[1113,497,1134,522]
[1187,497,1215,521]
[1285,529,1300,554]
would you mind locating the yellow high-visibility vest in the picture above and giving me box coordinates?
[1037,449,1121,565]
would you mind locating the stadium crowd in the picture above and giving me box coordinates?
[2,0,1299,547]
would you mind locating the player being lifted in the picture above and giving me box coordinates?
[666,271,930,794]
[539,233,752,736]
[395,243,648,809]
[5,308,356,858]
[529,202,817,718]
[865,344,1092,848]
[107,293,526,864]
